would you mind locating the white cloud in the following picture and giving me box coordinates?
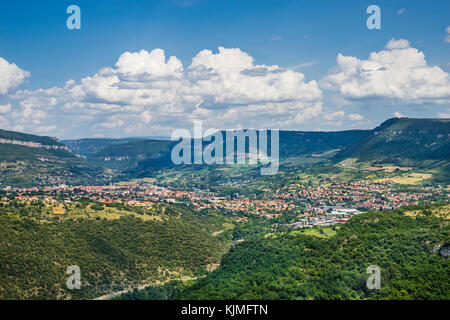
[115,49,183,80]
[290,61,318,70]
[92,115,125,130]
[12,124,25,132]
[323,111,345,121]
[348,113,364,121]
[397,8,405,15]
[321,39,450,103]
[394,111,405,118]
[0,58,30,95]
[438,109,450,118]
[0,104,12,114]
[385,38,410,50]
[33,125,58,134]
[0,115,9,127]
[8,47,324,136]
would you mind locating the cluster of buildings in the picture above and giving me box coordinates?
[283,207,359,228]
[1,184,207,208]
[1,178,447,227]
[276,180,446,212]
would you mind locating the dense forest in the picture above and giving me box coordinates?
[119,203,450,300]
[0,202,227,299]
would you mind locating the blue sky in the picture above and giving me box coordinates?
[0,0,449,138]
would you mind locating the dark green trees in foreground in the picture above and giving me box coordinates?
[1,201,448,300]
[0,204,226,299]
[120,204,450,300]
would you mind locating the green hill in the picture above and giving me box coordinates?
[92,130,369,161]
[335,118,450,167]
[94,139,174,160]
[0,201,227,299]
[278,130,370,158]
[2,118,449,186]
[0,128,73,161]
[62,118,449,185]
[83,130,370,176]
[0,129,63,146]
[62,138,146,158]
[120,203,450,300]
[0,129,109,187]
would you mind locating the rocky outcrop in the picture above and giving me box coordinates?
[0,139,69,151]
[439,244,450,258]
[432,243,450,259]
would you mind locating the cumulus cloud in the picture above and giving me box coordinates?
[115,49,183,80]
[0,104,12,114]
[92,116,124,129]
[0,58,30,95]
[385,38,410,50]
[394,111,405,118]
[0,115,9,127]
[348,113,364,121]
[321,39,450,103]
[323,111,345,121]
[438,109,450,118]
[33,125,58,134]
[8,47,323,136]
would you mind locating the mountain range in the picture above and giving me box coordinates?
[0,117,448,187]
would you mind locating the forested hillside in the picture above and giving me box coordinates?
[0,130,112,187]
[62,138,145,158]
[120,203,450,300]
[2,117,449,187]
[0,129,63,146]
[336,118,450,167]
[0,201,227,299]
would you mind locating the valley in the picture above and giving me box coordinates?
[0,117,449,300]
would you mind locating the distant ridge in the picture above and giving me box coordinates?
[0,128,108,187]
[1,117,449,187]
[335,117,450,166]
[62,137,146,158]
[0,128,62,146]
[61,117,450,175]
